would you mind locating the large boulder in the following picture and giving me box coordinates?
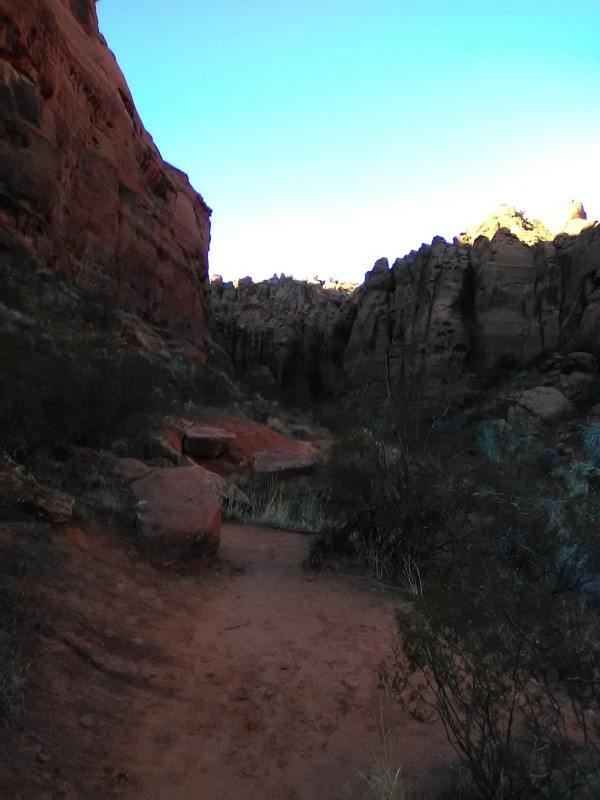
[511,386,571,422]
[119,460,224,561]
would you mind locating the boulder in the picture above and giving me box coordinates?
[560,371,595,403]
[513,386,571,421]
[122,461,224,561]
[561,352,597,374]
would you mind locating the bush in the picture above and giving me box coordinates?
[309,412,467,583]
[389,580,600,799]
[0,328,164,459]
[312,392,600,797]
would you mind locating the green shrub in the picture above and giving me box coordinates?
[474,421,500,463]
[582,420,600,467]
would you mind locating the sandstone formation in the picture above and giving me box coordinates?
[211,208,600,404]
[0,0,211,335]
[456,201,596,245]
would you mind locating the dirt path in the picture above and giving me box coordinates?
[1,522,451,799]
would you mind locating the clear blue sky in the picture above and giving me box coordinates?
[97,1,600,283]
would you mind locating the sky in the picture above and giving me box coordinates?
[97,1,600,284]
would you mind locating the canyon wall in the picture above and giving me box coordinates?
[210,208,600,402]
[210,277,358,397]
[0,0,211,335]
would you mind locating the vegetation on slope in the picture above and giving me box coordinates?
[309,383,600,798]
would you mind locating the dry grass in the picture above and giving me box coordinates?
[225,479,331,534]
[352,696,411,800]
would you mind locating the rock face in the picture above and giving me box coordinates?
[209,276,358,397]
[345,221,600,400]
[0,0,211,335]
[210,208,600,403]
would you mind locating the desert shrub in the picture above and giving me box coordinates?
[474,421,500,463]
[317,391,600,797]
[355,698,410,800]
[389,580,600,799]
[309,405,472,583]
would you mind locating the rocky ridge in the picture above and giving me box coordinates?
[210,204,600,403]
[0,0,211,336]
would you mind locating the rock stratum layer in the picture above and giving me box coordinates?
[0,0,211,334]
[211,206,600,402]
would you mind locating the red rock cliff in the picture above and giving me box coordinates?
[0,0,211,334]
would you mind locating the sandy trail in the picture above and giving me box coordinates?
[1,521,450,799]
[116,524,448,799]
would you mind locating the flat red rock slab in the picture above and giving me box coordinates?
[182,423,237,460]
[252,449,318,475]
[203,414,315,461]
